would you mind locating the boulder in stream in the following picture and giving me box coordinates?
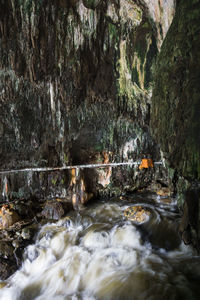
[0,258,17,280]
[0,205,20,229]
[41,200,65,220]
[124,206,150,223]
[156,187,171,197]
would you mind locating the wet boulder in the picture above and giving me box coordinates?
[144,219,181,251]
[0,258,17,280]
[20,227,32,240]
[0,281,7,289]
[0,205,20,229]
[156,187,171,197]
[124,206,150,224]
[11,200,35,218]
[179,190,199,249]
[41,200,65,220]
[0,241,14,259]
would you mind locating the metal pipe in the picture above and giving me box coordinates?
[0,161,162,175]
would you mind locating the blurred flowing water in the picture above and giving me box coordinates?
[0,193,200,300]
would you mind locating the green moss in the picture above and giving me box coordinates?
[117,40,140,104]
[19,0,43,15]
[141,21,150,29]
[64,153,69,164]
[94,144,104,152]
[52,178,57,186]
[135,39,147,66]
[108,23,118,44]
[131,67,139,86]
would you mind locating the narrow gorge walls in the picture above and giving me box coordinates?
[151,0,200,190]
[151,0,200,248]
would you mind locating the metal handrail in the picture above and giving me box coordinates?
[0,161,162,175]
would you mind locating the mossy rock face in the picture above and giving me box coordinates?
[151,0,200,182]
[150,0,200,248]
[0,0,173,199]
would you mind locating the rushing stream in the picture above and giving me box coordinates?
[0,193,200,300]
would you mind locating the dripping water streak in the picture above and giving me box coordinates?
[2,176,8,201]
[49,81,55,129]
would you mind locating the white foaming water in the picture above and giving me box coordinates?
[0,201,199,300]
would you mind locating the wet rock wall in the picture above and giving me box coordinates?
[0,0,175,200]
[150,0,200,249]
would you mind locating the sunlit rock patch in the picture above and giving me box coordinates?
[124,205,150,223]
